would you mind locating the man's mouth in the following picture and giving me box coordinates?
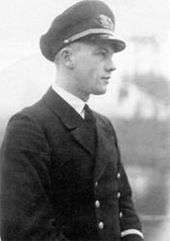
[102,76,110,80]
[102,77,110,83]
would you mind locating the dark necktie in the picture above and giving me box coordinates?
[83,104,97,155]
[84,104,95,123]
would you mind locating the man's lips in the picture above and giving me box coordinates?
[102,76,111,80]
[101,76,110,83]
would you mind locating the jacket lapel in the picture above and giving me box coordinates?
[94,115,116,182]
[70,125,95,155]
[42,87,94,155]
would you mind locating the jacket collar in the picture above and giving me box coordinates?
[52,83,85,118]
[42,87,84,129]
[42,87,95,154]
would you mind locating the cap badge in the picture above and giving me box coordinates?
[96,15,114,30]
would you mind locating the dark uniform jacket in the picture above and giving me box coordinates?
[0,88,143,241]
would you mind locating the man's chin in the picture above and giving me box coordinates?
[93,88,107,95]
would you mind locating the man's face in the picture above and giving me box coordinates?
[72,40,116,100]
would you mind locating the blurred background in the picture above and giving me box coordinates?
[0,0,170,240]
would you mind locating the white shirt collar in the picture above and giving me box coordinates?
[52,82,86,118]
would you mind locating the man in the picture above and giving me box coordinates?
[0,1,144,241]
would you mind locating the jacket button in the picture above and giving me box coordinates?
[117,192,121,199]
[49,218,56,227]
[98,221,104,230]
[119,212,123,218]
[117,172,121,179]
[95,200,100,208]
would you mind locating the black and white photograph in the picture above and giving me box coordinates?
[0,1,170,241]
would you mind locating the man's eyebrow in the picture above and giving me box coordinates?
[95,46,109,52]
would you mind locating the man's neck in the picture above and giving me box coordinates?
[54,78,90,102]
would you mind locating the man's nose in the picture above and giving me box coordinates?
[105,58,116,72]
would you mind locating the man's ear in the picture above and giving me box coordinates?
[60,47,74,69]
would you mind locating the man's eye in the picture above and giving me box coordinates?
[100,51,107,57]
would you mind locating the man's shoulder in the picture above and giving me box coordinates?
[1,95,52,154]
[92,109,111,125]
[92,109,117,132]
[12,99,45,121]
[7,93,51,131]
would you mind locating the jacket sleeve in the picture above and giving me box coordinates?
[118,162,144,241]
[0,113,69,241]
[109,122,144,241]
